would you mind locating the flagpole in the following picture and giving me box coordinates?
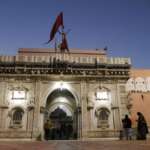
[61,23,65,61]
[54,38,57,53]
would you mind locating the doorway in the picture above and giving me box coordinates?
[44,88,78,140]
[49,107,73,140]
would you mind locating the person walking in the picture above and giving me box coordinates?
[137,112,148,140]
[122,114,132,140]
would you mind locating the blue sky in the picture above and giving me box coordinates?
[0,0,150,68]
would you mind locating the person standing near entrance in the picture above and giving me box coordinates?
[122,114,132,140]
[44,120,51,140]
[137,112,148,140]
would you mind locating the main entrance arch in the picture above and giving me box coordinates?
[44,88,78,140]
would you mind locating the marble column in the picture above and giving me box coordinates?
[81,80,88,139]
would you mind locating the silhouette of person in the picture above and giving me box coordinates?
[122,114,132,140]
[44,120,51,140]
[137,112,148,140]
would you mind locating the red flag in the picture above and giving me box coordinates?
[47,12,64,43]
[60,34,69,52]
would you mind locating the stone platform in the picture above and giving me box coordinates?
[0,140,150,150]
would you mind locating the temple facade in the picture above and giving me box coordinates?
[0,48,131,140]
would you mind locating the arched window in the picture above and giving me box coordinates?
[10,107,24,128]
[12,108,23,125]
[95,107,110,128]
[126,78,135,92]
[99,108,109,120]
[135,77,146,92]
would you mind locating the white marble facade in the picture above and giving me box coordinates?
[0,49,130,139]
[0,79,128,139]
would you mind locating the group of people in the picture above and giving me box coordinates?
[44,120,73,140]
[121,112,149,140]
[44,112,149,141]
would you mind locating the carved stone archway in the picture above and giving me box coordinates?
[43,88,79,140]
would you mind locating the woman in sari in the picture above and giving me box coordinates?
[137,112,148,140]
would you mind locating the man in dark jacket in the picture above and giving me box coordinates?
[122,114,132,140]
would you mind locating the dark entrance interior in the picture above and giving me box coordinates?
[48,107,73,140]
[44,88,78,140]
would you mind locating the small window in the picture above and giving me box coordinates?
[99,109,109,120]
[10,108,24,128]
[96,108,110,128]
[12,109,23,125]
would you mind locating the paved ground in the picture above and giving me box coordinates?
[0,140,150,150]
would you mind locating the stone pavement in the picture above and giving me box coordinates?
[0,140,150,150]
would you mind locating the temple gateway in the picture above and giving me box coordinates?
[0,48,131,140]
